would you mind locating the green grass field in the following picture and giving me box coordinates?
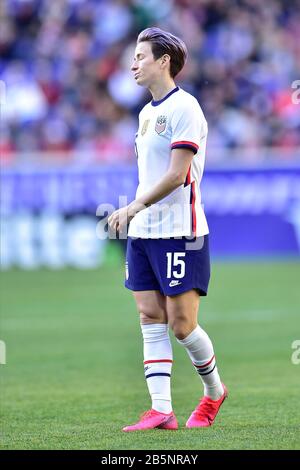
[1,260,299,450]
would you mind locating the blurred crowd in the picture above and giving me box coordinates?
[1,0,300,165]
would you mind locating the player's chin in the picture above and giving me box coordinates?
[135,76,146,86]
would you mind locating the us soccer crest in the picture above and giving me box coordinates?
[141,119,150,136]
[155,115,167,134]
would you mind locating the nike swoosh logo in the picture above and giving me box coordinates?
[157,415,174,428]
[169,280,182,287]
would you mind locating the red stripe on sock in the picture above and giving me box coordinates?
[144,359,173,365]
[193,355,215,368]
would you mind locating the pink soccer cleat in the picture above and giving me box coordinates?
[122,409,178,432]
[186,384,228,428]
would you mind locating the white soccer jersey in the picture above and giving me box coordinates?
[128,86,209,238]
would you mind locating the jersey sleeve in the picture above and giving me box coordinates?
[170,99,206,155]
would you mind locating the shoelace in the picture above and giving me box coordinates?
[140,409,155,420]
[194,397,215,418]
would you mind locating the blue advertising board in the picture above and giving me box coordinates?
[0,166,299,268]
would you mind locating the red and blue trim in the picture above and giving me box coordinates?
[171,140,199,154]
[193,355,215,376]
[191,181,197,234]
[144,359,173,380]
[197,365,216,376]
[193,355,215,369]
[184,166,191,187]
[184,166,197,234]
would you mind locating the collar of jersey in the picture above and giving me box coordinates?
[151,86,180,107]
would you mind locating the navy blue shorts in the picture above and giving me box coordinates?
[125,235,210,296]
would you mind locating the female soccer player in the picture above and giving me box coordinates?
[108,27,227,431]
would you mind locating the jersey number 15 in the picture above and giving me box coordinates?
[166,252,186,279]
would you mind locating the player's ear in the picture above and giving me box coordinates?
[160,54,171,68]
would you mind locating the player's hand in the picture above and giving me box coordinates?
[108,206,131,233]
[108,201,146,233]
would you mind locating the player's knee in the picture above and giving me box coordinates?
[139,307,166,324]
[169,318,194,340]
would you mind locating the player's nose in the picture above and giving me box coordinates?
[131,60,138,72]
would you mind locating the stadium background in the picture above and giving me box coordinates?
[1,0,299,450]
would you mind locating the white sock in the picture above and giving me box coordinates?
[177,325,224,400]
[141,323,173,414]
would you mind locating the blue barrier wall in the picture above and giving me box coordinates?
[1,166,299,266]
